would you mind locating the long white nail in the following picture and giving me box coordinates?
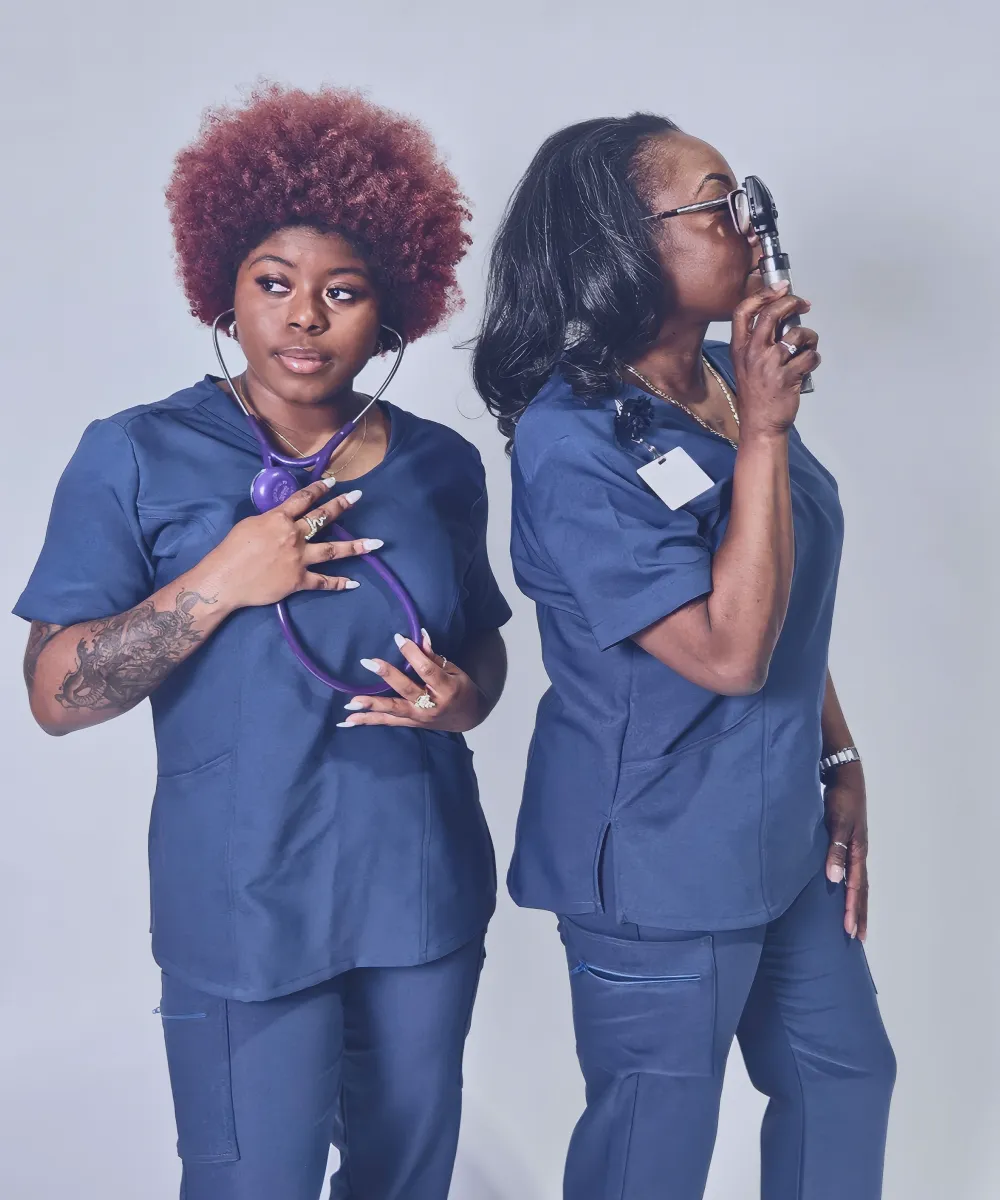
[323,476,337,489]
[360,658,382,674]
[850,925,858,940]
[336,720,357,728]
[362,539,384,551]
[394,633,410,649]
[829,865,845,884]
[344,489,363,505]
[344,580,361,590]
[344,701,365,711]
[421,627,431,645]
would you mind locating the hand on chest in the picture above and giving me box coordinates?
[142,466,478,640]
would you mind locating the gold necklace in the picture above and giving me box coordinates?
[624,356,740,449]
[235,377,369,480]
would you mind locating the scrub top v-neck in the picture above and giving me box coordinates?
[507,342,844,930]
[15,377,512,1000]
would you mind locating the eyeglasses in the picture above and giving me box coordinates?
[647,187,752,237]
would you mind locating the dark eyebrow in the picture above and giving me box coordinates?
[695,172,735,196]
[246,256,370,279]
[248,254,296,269]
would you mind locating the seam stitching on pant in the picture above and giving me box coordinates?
[773,995,807,1199]
[617,1073,641,1200]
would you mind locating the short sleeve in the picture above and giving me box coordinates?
[525,434,713,650]
[14,419,154,625]
[461,487,512,636]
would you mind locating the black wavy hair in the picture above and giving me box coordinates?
[472,113,680,449]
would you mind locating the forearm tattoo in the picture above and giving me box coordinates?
[55,590,215,713]
[23,621,64,689]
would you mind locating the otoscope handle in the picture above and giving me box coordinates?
[759,253,814,394]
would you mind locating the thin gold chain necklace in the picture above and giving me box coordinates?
[235,377,369,480]
[624,356,740,450]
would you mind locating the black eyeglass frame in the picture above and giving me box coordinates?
[646,187,751,236]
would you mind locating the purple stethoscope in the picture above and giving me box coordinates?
[212,311,422,694]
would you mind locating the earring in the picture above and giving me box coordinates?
[228,320,238,341]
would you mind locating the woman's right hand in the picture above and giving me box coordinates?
[204,482,381,610]
[729,282,820,437]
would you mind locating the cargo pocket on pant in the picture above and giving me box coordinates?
[158,974,239,1163]
[561,919,716,1078]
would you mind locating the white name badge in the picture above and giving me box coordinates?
[637,447,715,510]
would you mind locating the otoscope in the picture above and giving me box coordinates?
[744,175,814,394]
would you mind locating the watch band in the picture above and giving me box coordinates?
[819,745,861,777]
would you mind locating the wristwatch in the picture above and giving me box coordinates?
[819,745,861,778]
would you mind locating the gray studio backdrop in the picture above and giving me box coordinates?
[1,2,997,1197]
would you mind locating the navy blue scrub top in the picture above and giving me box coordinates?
[508,342,844,931]
[15,378,512,1000]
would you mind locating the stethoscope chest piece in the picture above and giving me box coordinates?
[252,466,300,512]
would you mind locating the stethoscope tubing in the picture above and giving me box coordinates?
[211,312,422,693]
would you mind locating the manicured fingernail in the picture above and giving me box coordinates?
[362,539,383,551]
[394,633,410,649]
[344,580,361,590]
[336,720,357,728]
[360,658,382,674]
[344,701,365,711]
[850,925,858,940]
[344,489,363,504]
[323,476,337,489]
[829,866,845,883]
[421,627,431,644]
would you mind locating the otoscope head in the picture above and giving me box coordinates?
[744,175,779,238]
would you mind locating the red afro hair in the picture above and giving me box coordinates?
[166,84,472,342]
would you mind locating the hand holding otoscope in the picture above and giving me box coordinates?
[744,175,814,393]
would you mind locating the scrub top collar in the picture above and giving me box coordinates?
[194,374,409,488]
[610,342,738,446]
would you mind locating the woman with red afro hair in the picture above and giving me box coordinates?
[16,85,510,1200]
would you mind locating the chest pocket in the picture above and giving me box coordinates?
[141,507,234,587]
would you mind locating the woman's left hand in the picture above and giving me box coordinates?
[823,765,869,942]
[338,632,489,734]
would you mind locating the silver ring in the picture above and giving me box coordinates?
[413,692,437,711]
[303,512,329,541]
[832,841,849,851]
[440,657,449,670]
[780,339,798,356]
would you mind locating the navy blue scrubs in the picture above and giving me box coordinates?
[508,343,894,1199]
[16,377,511,1199]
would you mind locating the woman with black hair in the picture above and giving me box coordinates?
[474,115,895,1199]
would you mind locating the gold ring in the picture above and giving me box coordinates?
[414,692,437,711]
[304,512,329,541]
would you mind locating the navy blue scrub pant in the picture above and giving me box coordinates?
[157,937,485,1200]
[560,843,895,1200]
